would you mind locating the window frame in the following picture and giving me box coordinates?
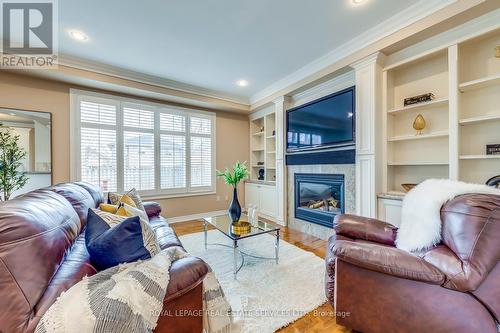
[70,89,216,199]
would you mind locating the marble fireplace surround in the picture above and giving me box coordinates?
[287,164,356,240]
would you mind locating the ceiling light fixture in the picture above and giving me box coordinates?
[236,79,249,87]
[352,0,367,4]
[69,30,89,41]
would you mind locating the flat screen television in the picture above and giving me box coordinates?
[286,86,355,152]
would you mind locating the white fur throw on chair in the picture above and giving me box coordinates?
[396,179,500,253]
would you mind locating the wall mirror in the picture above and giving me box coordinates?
[0,108,52,198]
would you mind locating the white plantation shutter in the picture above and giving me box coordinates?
[123,106,154,129]
[159,111,187,190]
[123,105,155,191]
[80,101,116,125]
[190,116,213,188]
[160,134,186,189]
[190,116,211,135]
[73,91,215,196]
[79,99,118,192]
[123,132,155,191]
[190,136,212,187]
[160,113,185,132]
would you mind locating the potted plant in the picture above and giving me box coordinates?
[217,161,249,222]
[0,129,29,201]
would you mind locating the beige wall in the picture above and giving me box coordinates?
[0,72,250,218]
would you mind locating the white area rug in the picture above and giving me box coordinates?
[180,230,327,333]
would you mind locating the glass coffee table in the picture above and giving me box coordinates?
[202,213,280,279]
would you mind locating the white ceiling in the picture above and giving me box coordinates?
[59,0,436,104]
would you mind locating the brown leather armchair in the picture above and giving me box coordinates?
[0,182,208,333]
[326,193,500,333]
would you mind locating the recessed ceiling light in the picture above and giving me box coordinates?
[9,112,16,116]
[236,79,249,87]
[352,0,367,4]
[69,30,88,41]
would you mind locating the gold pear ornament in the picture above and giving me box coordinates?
[495,45,500,58]
[413,114,426,135]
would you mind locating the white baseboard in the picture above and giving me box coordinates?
[167,210,227,224]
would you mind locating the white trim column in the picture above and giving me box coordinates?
[448,44,459,181]
[273,96,291,226]
[351,53,385,218]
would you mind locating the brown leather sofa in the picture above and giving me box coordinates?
[326,193,500,333]
[0,182,208,333]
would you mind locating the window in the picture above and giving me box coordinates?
[122,105,155,191]
[78,99,118,192]
[71,90,216,197]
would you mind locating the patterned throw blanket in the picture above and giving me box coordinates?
[36,246,232,333]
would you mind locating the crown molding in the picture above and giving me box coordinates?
[290,70,355,108]
[249,0,457,106]
[8,63,250,113]
[58,54,251,106]
[384,7,500,68]
[350,52,386,70]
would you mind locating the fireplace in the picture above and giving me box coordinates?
[294,173,345,228]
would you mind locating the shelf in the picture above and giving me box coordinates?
[267,151,276,154]
[266,135,276,139]
[266,167,276,170]
[459,113,500,125]
[247,180,275,186]
[252,132,264,136]
[387,131,449,142]
[459,74,500,92]
[252,148,264,152]
[252,165,265,168]
[387,98,448,115]
[385,190,407,197]
[459,155,500,160]
[384,47,447,71]
[388,161,449,166]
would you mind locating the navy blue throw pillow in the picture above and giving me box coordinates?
[85,209,155,270]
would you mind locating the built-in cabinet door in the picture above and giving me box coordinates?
[245,183,277,219]
[260,185,277,217]
[377,198,402,227]
[244,183,260,210]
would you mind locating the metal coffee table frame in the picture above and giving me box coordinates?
[202,215,280,279]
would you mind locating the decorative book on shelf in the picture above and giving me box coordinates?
[486,144,500,155]
[404,93,435,106]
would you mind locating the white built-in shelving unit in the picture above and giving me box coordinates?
[246,108,279,222]
[382,28,500,194]
[250,112,277,182]
[458,30,500,184]
[382,49,450,195]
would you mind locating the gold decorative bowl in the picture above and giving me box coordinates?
[231,221,251,235]
[401,184,417,192]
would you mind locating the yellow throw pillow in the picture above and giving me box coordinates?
[108,190,141,209]
[118,194,137,208]
[99,203,120,214]
[116,205,133,217]
[116,203,149,224]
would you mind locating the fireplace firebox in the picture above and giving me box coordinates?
[294,173,345,228]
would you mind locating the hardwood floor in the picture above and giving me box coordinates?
[171,220,351,333]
